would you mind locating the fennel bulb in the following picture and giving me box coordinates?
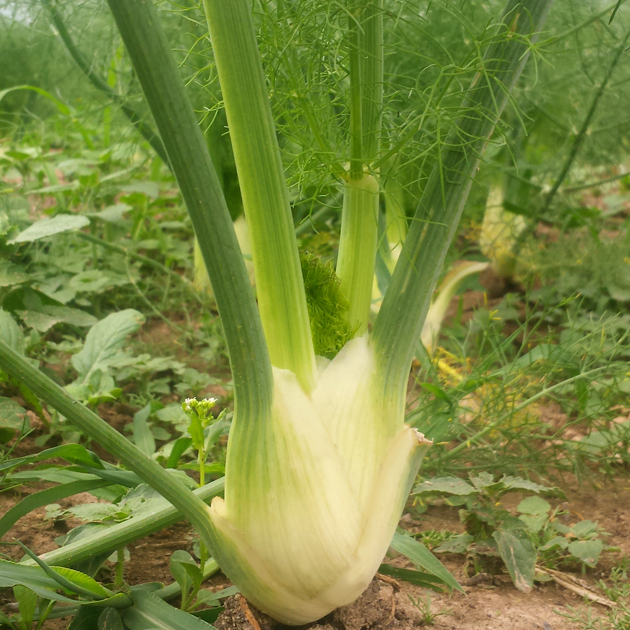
[480,184,526,278]
[207,336,431,625]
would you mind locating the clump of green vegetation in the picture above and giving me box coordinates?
[300,251,355,359]
[414,473,618,592]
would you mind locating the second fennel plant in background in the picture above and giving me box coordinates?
[0,0,554,625]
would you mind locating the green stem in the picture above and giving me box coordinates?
[0,340,220,579]
[372,0,554,403]
[564,169,630,193]
[336,175,380,335]
[347,2,363,179]
[21,479,225,569]
[196,440,208,574]
[202,0,316,391]
[335,1,384,333]
[106,0,273,415]
[198,448,206,489]
[540,0,626,44]
[360,1,383,165]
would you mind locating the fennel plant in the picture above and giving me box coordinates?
[0,0,553,624]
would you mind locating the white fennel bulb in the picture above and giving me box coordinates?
[206,335,431,624]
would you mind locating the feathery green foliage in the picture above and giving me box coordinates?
[300,251,355,359]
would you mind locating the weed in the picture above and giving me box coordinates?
[408,594,453,626]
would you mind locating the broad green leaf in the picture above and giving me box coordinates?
[72,310,145,383]
[122,590,216,629]
[493,530,536,593]
[518,513,549,535]
[155,404,188,425]
[0,479,109,537]
[88,203,131,223]
[11,469,102,484]
[166,437,193,469]
[182,563,203,594]
[133,404,156,457]
[20,546,113,600]
[517,497,551,533]
[418,383,451,401]
[413,476,475,496]
[568,540,603,567]
[8,215,90,244]
[120,181,159,198]
[98,607,125,630]
[517,497,551,516]
[204,416,228,452]
[83,593,133,610]
[191,609,223,624]
[170,550,199,601]
[390,532,462,592]
[608,281,630,302]
[187,413,205,452]
[570,520,599,538]
[539,536,569,552]
[14,585,38,629]
[68,607,102,630]
[377,564,445,589]
[69,270,130,295]
[20,305,98,332]
[500,477,557,495]
[470,472,495,491]
[434,533,474,554]
[0,561,77,603]
[0,396,29,443]
[18,306,97,333]
[0,264,30,288]
[0,309,25,354]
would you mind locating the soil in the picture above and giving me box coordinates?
[213,575,583,630]
[3,468,629,629]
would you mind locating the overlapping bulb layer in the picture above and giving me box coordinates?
[206,336,431,624]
